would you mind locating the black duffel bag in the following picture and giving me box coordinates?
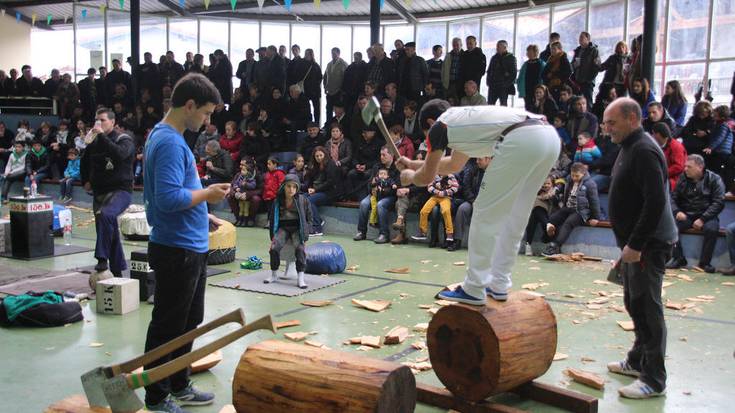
[0,291,84,327]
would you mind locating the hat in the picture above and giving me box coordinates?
[419,99,451,131]
[283,173,301,187]
[404,42,416,48]
[256,47,266,53]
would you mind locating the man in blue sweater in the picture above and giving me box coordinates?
[142,73,229,413]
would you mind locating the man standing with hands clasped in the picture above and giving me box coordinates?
[604,98,677,399]
[142,73,230,413]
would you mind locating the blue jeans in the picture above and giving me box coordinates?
[25,171,49,188]
[307,192,331,232]
[358,195,396,236]
[590,173,611,193]
[726,221,735,265]
[93,190,132,275]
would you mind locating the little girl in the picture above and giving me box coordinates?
[262,157,286,227]
[229,158,262,227]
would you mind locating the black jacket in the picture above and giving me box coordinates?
[351,136,384,169]
[462,163,485,203]
[206,149,235,182]
[78,77,97,115]
[302,61,323,99]
[486,52,517,94]
[397,55,429,96]
[571,43,600,84]
[15,76,43,97]
[299,134,327,162]
[643,110,678,136]
[562,173,601,222]
[460,48,486,85]
[305,159,341,200]
[366,56,396,90]
[106,69,132,99]
[80,129,135,194]
[599,53,627,85]
[286,95,312,131]
[589,135,620,177]
[671,169,725,221]
[25,147,50,176]
[343,61,368,98]
[609,128,678,250]
[137,62,161,97]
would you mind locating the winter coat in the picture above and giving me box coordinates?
[662,138,687,191]
[529,98,558,122]
[194,131,220,159]
[459,48,487,86]
[486,52,517,94]
[679,116,716,155]
[269,188,313,244]
[325,137,353,168]
[323,57,348,96]
[352,136,384,169]
[460,93,487,107]
[566,111,599,151]
[394,136,415,160]
[571,43,601,84]
[299,134,327,163]
[302,61,323,100]
[441,49,463,89]
[563,173,600,222]
[599,53,627,86]
[517,59,546,99]
[533,185,559,213]
[643,110,678,136]
[63,158,81,180]
[709,121,733,155]
[305,159,341,200]
[398,55,429,96]
[368,164,399,200]
[632,90,656,118]
[671,169,725,221]
[230,169,263,200]
[366,56,396,90]
[574,140,602,165]
[219,133,244,162]
[428,174,459,198]
[662,96,688,127]
[542,53,572,90]
[239,133,270,168]
[461,163,485,203]
[206,149,234,182]
[589,135,620,177]
[4,151,27,177]
[286,94,312,131]
[263,169,286,201]
[343,61,368,98]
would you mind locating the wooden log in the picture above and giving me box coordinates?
[44,395,144,413]
[427,291,557,402]
[233,340,416,413]
[416,383,526,413]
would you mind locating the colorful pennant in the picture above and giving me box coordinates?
[119,0,125,9]
[314,0,321,8]
[1,9,5,18]
[47,14,52,25]
[285,0,292,11]
[343,0,350,10]
[31,13,36,26]
[204,0,211,10]
[16,11,21,23]
[81,9,87,20]
[230,0,237,11]
[257,0,265,8]
[179,0,185,8]
[100,4,106,14]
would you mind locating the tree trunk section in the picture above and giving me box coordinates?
[427,291,557,401]
[233,339,416,413]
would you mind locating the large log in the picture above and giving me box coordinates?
[233,339,416,413]
[427,291,557,402]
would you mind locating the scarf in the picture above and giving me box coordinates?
[31,146,47,157]
[330,139,341,162]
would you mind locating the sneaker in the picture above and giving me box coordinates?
[411,232,427,241]
[310,230,324,237]
[525,242,533,256]
[607,359,641,378]
[701,264,715,274]
[484,287,508,302]
[353,231,366,241]
[437,286,485,306]
[542,243,560,257]
[618,379,666,399]
[146,396,190,413]
[665,257,687,269]
[374,234,388,244]
[171,382,215,406]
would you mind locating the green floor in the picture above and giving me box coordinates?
[1,206,733,413]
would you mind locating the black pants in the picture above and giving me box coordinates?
[270,226,306,272]
[144,242,208,405]
[488,89,509,106]
[548,207,584,246]
[672,215,719,266]
[621,240,671,393]
[579,82,595,109]
[525,206,550,243]
[325,93,342,120]
[0,172,24,200]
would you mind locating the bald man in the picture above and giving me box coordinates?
[604,97,677,399]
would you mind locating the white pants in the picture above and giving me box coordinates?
[461,124,560,298]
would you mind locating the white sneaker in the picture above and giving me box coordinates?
[607,360,641,377]
[618,379,666,399]
[297,271,308,289]
[524,242,533,256]
[263,271,278,284]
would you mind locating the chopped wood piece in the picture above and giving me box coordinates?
[692,266,705,273]
[528,266,541,270]
[610,305,626,313]
[352,299,392,312]
[89,342,104,348]
[356,345,373,351]
[349,337,364,344]
[582,256,603,262]
[420,260,432,264]
[304,340,324,348]
[521,282,549,291]
[593,280,612,285]
[418,304,432,309]
[284,332,313,342]
[346,265,359,272]
[585,304,603,310]
[580,357,596,363]
[587,297,610,305]
[564,368,605,390]
[696,295,715,300]
[411,341,427,350]
[452,261,465,266]
[274,319,301,329]
[553,352,569,361]
[219,405,236,413]
[434,300,455,306]
[385,267,410,274]
[722,282,735,286]
[661,281,675,288]
[399,293,410,298]
[384,326,409,345]
[617,320,635,331]
[427,307,439,315]
[361,336,382,348]
[413,323,429,333]
[677,274,694,282]
[301,300,333,307]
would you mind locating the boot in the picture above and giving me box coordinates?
[263,270,278,284]
[447,239,460,251]
[297,271,308,289]
[391,231,407,244]
[391,216,405,231]
[280,261,296,279]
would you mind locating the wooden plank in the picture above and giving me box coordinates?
[564,368,605,390]
[384,326,409,345]
[274,319,301,329]
[511,381,598,413]
[219,405,236,413]
[416,382,526,413]
[45,394,145,413]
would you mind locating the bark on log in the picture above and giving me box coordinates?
[427,291,557,402]
[233,340,416,413]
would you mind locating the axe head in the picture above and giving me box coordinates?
[102,375,144,413]
[361,96,381,125]
[80,366,111,408]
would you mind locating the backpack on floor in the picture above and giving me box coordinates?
[0,291,84,328]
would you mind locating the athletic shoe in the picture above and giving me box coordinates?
[94,258,109,272]
[171,382,215,406]
[542,243,560,257]
[310,230,324,237]
[618,379,666,399]
[411,232,427,241]
[353,231,366,241]
[484,287,508,301]
[146,396,190,413]
[607,360,641,377]
[437,286,485,306]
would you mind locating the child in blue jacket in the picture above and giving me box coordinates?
[59,148,81,203]
[573,132,601,166]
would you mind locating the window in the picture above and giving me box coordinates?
[481,14,514,57]
[516,9,551,61]
[107,10,131,70]
[75,7,105,76]
[589,0,625,58]
[140,16,167,62]
[667,0,709,61]
[665,63,706,102]
[628,0,667,62]
[231,21,259,62]
[32,27,75,79]
[168,19,197,60]
[260,23,290,52]
[292,24,321,65]
[384,24,414,51]
[707,60,735,104]
[322,25,352,68]
[416,22,447,60]
[448,18,480,47]
[552,2,586,57]
[711,0,735,58]
[353,25,376,55]
[200,20,229,57]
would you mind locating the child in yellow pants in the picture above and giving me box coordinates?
[412,174,458,243]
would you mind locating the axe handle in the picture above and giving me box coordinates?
[125,315,275,389]
[110,308,246,376]
[374,115,402,160]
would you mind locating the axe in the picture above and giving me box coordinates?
[361,96,402,160]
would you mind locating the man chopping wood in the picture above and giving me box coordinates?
[396,100,559,305]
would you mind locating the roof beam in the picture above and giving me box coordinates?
[1,6,54,30]
[3,0,93,6]
[385,0,417,24]
[156,0,194,17]
[211,11,403,23]
[190,0,313,14]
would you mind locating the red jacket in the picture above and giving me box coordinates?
[395,136,415,160]
[262,169,285,201]
[663,138,687,191]
[220,133,244,162]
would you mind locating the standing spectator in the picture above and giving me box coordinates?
[390,39,406,68]
[0,122,13,171]
[323,47,348,119]
[343,52,368,114]
[78,68,98,122]
[679,100,715,156]
[56,73,80,119]
[366,43,396,92]
[95,66,109,108]
[106,59,132,104]
[1,142,27,203]
[704,105,733,182]
[305,146,341,236]
[397,42,428,102]
[4,68,19,96]
[486,40,517,106]
[15,65,43,97]
[459,36,486,95]
[651,122,687,191]
[209,50,233,105]
[541,42,572,102]
[160,51,185,87]
[279,45,291,72]
[287,44,307,90]
[449,157,490,252]
[58,148,81,203]
[236,48,256,93]
[592,83,618,121]
[540,32,561,62]
[301,49,323,124]
[252,47,270,94]
[528,85,559,121]
[460,81,487,106]
[0,70,10,96]
[517,44,546,111]
[183,52,194,72]
[268,46,288,105]
[43,69,61,99]
[667,154,725,273]
[630,78,656,118]
[138,52,162,102]
[442,37,464,103]
[571,32,601,107]
[354,148,399,244]
[522,176,558,255]
[80,108,135,277]
[566,96,598,152]
[661,80,688,128]
[427,45,444,94]
[599,41,629,98]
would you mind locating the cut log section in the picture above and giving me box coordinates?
[233,340,416,413]
[427,291,557,402]
[44,395,144,413]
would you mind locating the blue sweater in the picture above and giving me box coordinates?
[63,158,81,180]
[144,123,209,253]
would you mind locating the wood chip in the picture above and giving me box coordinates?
[352,299,392,312]
[284,332,313,342]
[553,352,569,361]
[418,304,432,309]
[692,266,705,273]
[452,261,465,266]
[346,265,359,272]
[617,320,635,331]
[419,260,432,264]
[564,368,605,390]
[522,282,549,291]
[399,293,410,298]
[662,281,675,288]
[88,342,104,348]
[677,274,694,282]
[413,323,429,332]
[356,346,373,351]
[434,299,455,306]
[402,361,433,371]
[587,297,610,305]
[427,307,440,315]
[385,267,410,274]
[610,304,626,313]
[585,304,603,310]
[219,405,236,413]
[274,319,301,330]
[722,282,735,286]
[593,280,612,285]
[360,336,382,348]
[301,300,333,307]
[580,356,596,363]
[696,295,715,300]
[411,341,427,350]
[384,326,409,345]
[348,337,364,344]
[304,340,325,348]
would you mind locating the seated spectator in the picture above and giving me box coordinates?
[588,131,620,193]
[573,132,601,167]
[58,148,81,203]
[402,101,422,145]
[1,142,27,203]
[346,127,384,200]
[550,138,573,180]
[522,176,559,255]
[236,102,256,134]
[662,80,688,128]
[285,84,312,133]
[449,156,490,252]
[553,112,572,150]
[643,101,678,135]
[363,81,378,101]
[368,167,397,229]
[591,83,617,121]
[566,96,598,153]
[246,84,264,113]
[25,139,50,187]
[350,95,370,143]
[323,102,349,140]
[228,158,263,227]
[354,147,398,244]
[15,65,43,97]
[305,146,341,235]
[379,97,401,127]
[201,140,234,186]
[460,80,487,106]
[543,162,600,256]
[239,121,270,171]
[389,124,415,160]
[194,123,219,160]
[391,151,430,244]
[630,78,656,118]
[384,82,406,116]
[412,174,459,245]
[257,108,285,150]
[0,122,13,171]
[288,154,308,193]
[721,221,735,275]
[651,122,687,191]
[679,100,715,156]
[219,120,244,162]
[49,120,72,180]
[667,154,725,273]
[528,84,558,121]
[36,122,56,148]
[74,120,89,153]
[703,105,733,184]
[325,124,353,177]
[264,88,286,126]
[518,44,546,111]
[299,122,326,163]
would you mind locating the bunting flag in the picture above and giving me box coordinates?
[179,0,185,8]
[64,14,69,23]
[31,13,36,26]
[47,14,52,25]
[405,0,412,6]
[203,0,211,10]
[343,0,349,10]
[314,0,321,8]
[257,0,265,8]
[380,0,384,9]
[100,4,106,14]
[230,0,237,11]
[81,9,87,20]
[119,0,125,9]
[285,0,292,11]
[16,11,21,23]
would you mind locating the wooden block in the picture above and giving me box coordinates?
[284,332,310,342]
[384,326,409,345]
[219,405,236,413]
[553,352,569,361]
[304,340,324,348]
[349,336,364,344]
[301,300,333,307]
[511,381,599,413]
[352,299,391,312]
[96,278,139,315]
[385,267,410,274]
[275,319,301,329]
[45,394,144,413]
[564,368,605,390]
[191,349,223,374]
[413,322,429,333]
[616,320,635,331]
[361,335,382,348]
